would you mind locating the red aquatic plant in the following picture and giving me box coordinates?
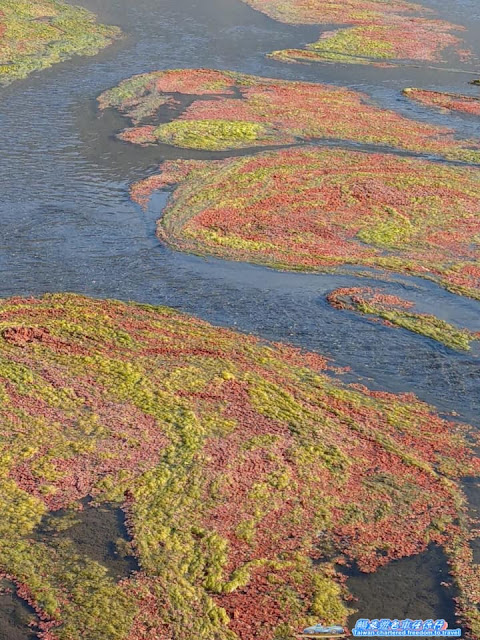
[131,147,480,299]
[328,288,413,312]
[240,0,469,65]
[404,88,480,116]
[0,294,477,639]
[99,69,480,163]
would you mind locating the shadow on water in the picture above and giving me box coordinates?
[346,546,460,637]
[462,477,480,564]
[35,499,139,580]
[0,581,38,640]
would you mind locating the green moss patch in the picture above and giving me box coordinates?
[0,293,477,638]
[0,0,121,85]
[327,287,479,351]
[153,119,275,150]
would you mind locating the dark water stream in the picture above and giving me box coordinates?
[1,0,480,635]
[346,546,460,639]
[0,582,37,640]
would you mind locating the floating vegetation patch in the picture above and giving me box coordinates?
[98,69,480,163]
[153,119,280,151]
[404,88,480,116]
[0,293,478,638]
[241,0,468,66]
[0,0,121,85]
[131,147,480,299]
[327,287,479,351]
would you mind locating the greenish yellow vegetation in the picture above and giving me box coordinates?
[327,287,479,351]
[0,0,121,85]
[0,294,476,639]
[153,120,274,151]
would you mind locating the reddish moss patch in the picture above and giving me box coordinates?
[131,147,480,299]
[3,326,53,346]
[0,293,478,638]
[327,287,479,350]
[98,69,480,163]
[404,88,480,116]
[241,0,468,65]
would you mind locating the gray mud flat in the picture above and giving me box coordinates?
[35,500,139,580]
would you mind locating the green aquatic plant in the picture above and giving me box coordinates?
[0,0,121,85]
[327,288,479,351]
[304,26,395,63]
[0,293,477,638]
[153,119,275,150]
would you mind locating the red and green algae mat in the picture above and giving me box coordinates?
[326,287,480,351]
[97,69,480,163]
[0,0,121,85]
[404,88,480,116]
[129,146,480,301]
[238,0,471,66]
[99,69,480,302]
[0,293,478,639]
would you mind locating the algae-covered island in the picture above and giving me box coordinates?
[98,69,480,163]
[0,0,121,85]
[0,293,478,639]
[327,287,480,351]
[403,88,480,116]
[239,0,469,66]
[127,144,480,300]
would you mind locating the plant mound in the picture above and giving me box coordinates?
[98,69,480,163]
[0,294,478,639]
[131,148,480,299]
[0,0,121,85]
[327,287,479,350]
[240,0,468,66]
[404,88,480,116]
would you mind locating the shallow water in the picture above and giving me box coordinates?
[1,0,480,634]
[347,546,459,639]
[35,499,139,580]
[0,582,37,640]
